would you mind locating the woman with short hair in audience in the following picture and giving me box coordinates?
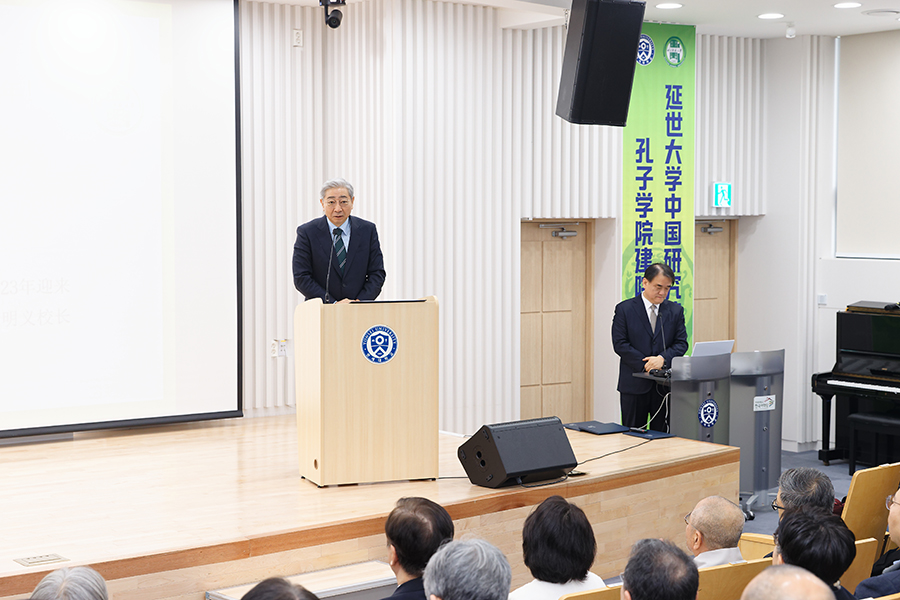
[31,566,108,600]
[509,496,605,600]
[242,578,319,600]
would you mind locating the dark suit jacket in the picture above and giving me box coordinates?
[292,215,386,302]
[381,578,426,600]
[611,294,688,394]
[855,569,900,598]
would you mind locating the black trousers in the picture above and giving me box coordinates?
[620,387,669,431]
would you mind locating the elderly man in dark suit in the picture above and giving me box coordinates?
[612,262,688,430]
[292,178,386,303]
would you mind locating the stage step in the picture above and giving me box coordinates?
[207,561,396,600]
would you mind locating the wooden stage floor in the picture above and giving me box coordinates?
[0,415,739,600]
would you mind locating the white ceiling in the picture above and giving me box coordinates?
[292,0,900,37]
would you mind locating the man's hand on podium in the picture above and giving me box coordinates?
[642,355,664,372]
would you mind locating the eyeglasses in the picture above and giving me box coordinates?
[772,499,785,512]
[324,200,352,208]
[885,495,900,511]
[684,512,703,536]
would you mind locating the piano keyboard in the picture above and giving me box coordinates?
[826,379,900,395]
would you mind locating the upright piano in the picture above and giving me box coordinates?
[812,301,900,465]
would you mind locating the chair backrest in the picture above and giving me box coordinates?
[843,462,900,544]
[696,557,770,600]
[738,532,775,561]
[842,537,880,594]
[559,584,622,600]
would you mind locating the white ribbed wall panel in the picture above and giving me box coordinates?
[695,35,766,217]
[241,0,524,433]
[239,3,768,430]
[508,26,622,219]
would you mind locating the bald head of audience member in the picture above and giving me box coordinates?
[775,468,835,517]
[621,539,699,600]
[241,578,320,600]
[741,565,836,600]
[31,567,108,600]
[684,496,745,557]
[424,539,511,600]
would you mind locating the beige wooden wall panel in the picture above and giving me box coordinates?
[542,383,576,424]
[542,312,574,384]
[542,242,575,311]
[521,241,543,313]
[520,385,542,420]
[693,222,734,343]
[520,313,542,387]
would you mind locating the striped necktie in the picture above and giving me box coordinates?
[334,229,346,273]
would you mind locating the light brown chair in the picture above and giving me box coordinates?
[842,462,900,555]
[559,584,622,600]
[696,557,770,600]
[842,537,880,594]
[738,532,775,560]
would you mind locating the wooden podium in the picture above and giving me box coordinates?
[293,297,439,486]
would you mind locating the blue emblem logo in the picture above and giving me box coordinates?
[361,325,398,364]
[636,34,655,66]
[698,398,719,428]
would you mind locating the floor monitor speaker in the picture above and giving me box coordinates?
[457,417,577,488]
[556,0,646,126]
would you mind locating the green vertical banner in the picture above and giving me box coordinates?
[622,22,695,351]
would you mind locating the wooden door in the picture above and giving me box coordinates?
[520,221,593,423]
[693,220,737,345]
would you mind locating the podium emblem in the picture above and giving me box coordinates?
[361,325,398,364]
[698,398,719,428]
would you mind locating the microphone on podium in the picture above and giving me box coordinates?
[324,227,342,304]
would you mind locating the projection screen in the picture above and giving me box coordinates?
[0,0,241,437]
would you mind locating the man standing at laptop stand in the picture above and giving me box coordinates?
[612,263,688,431]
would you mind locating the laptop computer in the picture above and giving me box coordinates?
[691,340,735,357]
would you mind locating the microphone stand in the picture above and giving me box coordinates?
[324,228,342,304]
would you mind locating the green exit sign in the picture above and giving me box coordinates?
[712,182,732,208]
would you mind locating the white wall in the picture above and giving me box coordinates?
[738,36,835,451]
[241,1,624,434]
[241,1,887,446]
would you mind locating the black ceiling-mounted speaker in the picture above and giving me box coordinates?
[556,0,646,126]
[457,417,577,488]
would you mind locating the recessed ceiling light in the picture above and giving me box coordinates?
[656,3,683,8]
[758,13,785,19]
[834,2,862,7]
[863,8,900,16]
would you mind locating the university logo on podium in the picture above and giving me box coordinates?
[361,325,398,364]
[698,398,719,428]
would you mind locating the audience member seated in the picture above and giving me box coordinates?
[621,539,698,600]
[774,467,835,517]
[381,497,455,600]
[509,496,604,600]
[740,565,836,600]
[241,578,320,600]
[854,488,900,598]
[31,566,108,600]
[684,495,746,568]
[772,506,855,600]
[424,539,511,600]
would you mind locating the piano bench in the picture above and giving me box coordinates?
[847,413,900,475]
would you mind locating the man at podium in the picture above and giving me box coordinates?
[292,178,386,303]
[612,262,688,431]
